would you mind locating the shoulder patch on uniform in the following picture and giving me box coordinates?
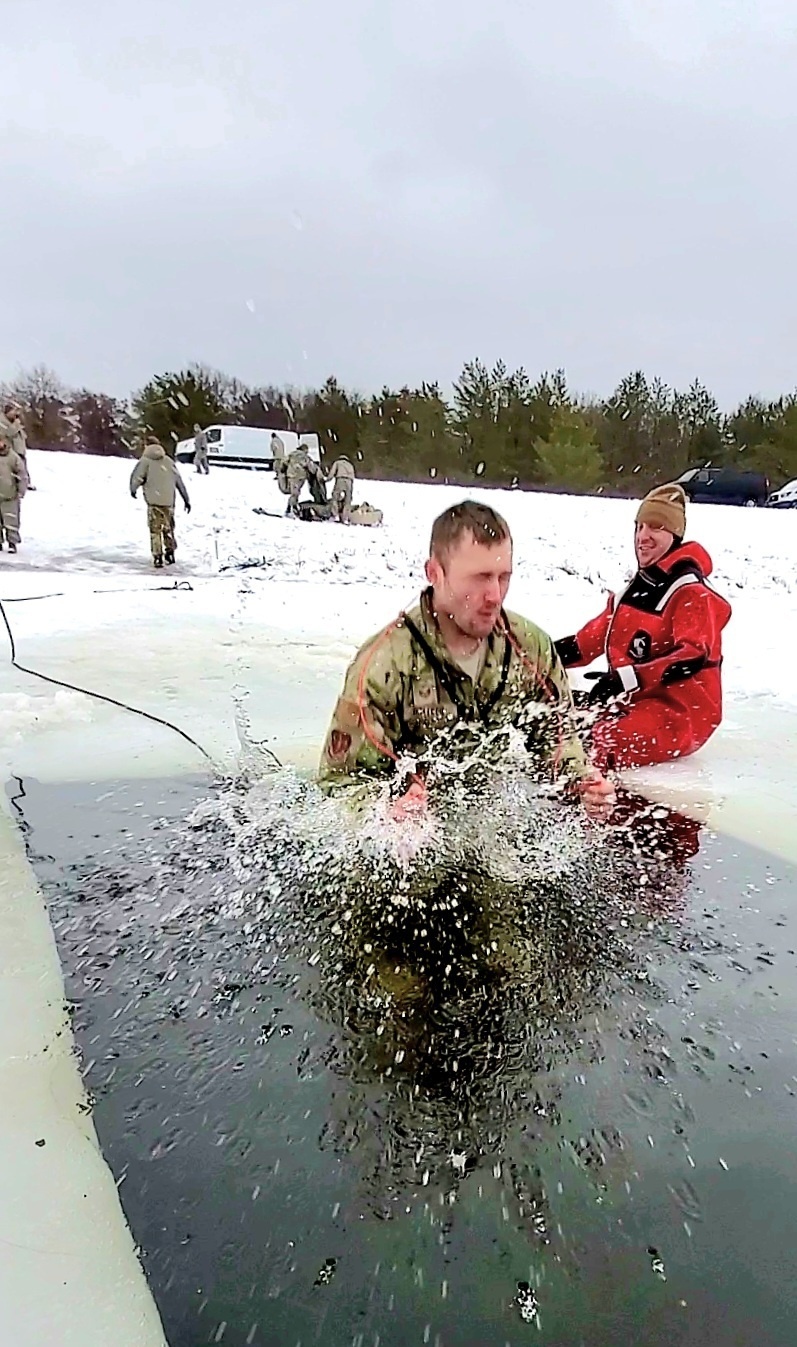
[336,698,362,733]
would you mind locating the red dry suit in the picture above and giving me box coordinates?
[555,542,732,771]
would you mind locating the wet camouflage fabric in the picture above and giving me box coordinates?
[319,590,587,791]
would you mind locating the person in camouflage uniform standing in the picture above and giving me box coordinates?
[193,423,210,474]
[0,403,33,489]
[270,432,290,495]
[130,435,191,567]
[319,501,614,820]
[0,432,28,551]
[326,454,356,523]
[285,444,312,516]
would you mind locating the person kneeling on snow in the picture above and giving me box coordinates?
[319,500,614,821]
[555,483,731,772]
[130,435,191,568]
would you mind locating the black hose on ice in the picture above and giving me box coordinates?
[0,591,219,771]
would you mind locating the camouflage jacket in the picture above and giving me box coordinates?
[319,590,588,791]
[0,414,27,462]
[286,447,312,482]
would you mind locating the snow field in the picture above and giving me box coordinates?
[0,451,794,858]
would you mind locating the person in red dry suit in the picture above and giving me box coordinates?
[554,483,732,772]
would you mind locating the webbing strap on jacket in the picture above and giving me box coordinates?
[400,613,512,725]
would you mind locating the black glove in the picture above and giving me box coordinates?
[584,670,625,706]
[554,635,581,667]
[130,489,137,499]
[185,502,191,514]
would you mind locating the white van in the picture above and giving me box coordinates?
[175,425,321,469]
[766,478,797,509]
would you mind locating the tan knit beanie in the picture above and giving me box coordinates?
[635,483,686,537]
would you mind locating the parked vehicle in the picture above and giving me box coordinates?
[676,466,769,507]
[175,426,321,469]
[766,478,797,508]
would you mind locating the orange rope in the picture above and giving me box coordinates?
[497,616,566,772]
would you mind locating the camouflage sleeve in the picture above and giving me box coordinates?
[318,632,403,793]
[511,616,590,784]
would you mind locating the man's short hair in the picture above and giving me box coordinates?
[430,500,511,561]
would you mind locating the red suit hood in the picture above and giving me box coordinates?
[657,541,714,579]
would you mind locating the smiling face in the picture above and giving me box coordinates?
[635,520,674,569]
[426,529,513,640]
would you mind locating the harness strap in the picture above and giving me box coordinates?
[400,613,511,725]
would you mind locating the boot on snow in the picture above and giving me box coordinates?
[8,542,17,553]
[164,550,175,565]
[153,555,163,569]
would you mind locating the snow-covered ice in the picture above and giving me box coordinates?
[0,451,795,859]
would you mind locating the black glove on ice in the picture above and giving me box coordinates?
[584,670,625,706]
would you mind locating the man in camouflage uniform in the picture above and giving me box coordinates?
[319,501,614,820]
[326,454,355,523]
[130,435,191,567]
[271,432,288,493]
[0,403,32,488]
[193,423,210,474]
[0,432,28,551]
[285,445,312,516]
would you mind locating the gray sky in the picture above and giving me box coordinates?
[3,0,796,407]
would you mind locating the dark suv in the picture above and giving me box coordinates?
[677,466,769,507]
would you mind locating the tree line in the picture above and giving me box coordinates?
[3,360,796,495]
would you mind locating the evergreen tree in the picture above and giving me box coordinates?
[534,406,603,492]
[131,364,241,450]
[71,391,129,456]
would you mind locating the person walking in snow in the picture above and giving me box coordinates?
[555,483,732,771]
[0,403,33,489]
[0,432,28,553]
[193,423,210,474]
[130,434,191,568]
[326,454,355,523]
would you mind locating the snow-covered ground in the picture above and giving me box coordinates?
[1,450,795,859]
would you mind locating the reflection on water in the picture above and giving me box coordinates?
[11,770,797,1346]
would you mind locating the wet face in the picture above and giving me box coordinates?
[635,521,674,569]
[426,530,513,639]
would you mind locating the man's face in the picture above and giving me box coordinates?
[426,530,513,639]
[635,521,674,568]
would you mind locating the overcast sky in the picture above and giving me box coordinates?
[2,0,796,406]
